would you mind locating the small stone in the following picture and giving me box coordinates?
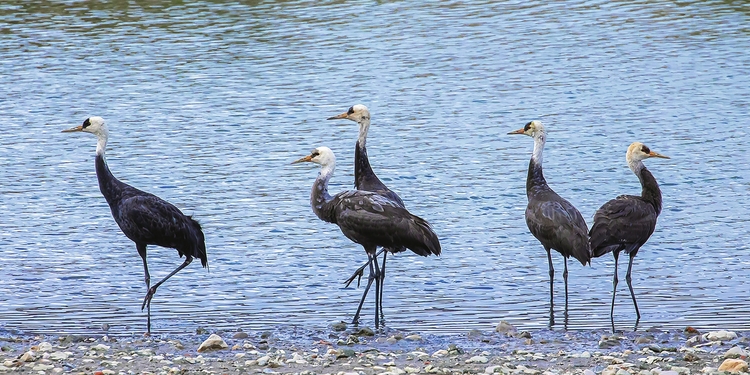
[337,349,356,358]
[670,366,690,375]
[684,327,700,336]
[91,344,110,351]
[685,335,704,347]
[257,355,271,366]
[233,332,249,339]
[405,366,420,373]
[431,350,448,358]
[580,351,592,358]
[466,356,489,364]
[37,342,53,352]
[515,331,532,339]
[331,321,347,331]
[195,327,208,335]
[658,371,679,375]
[467,330,483,339]
[49,351,69,361]
[495,321,517,335]
[635,336,652,344]
[615,370,631,375]
[197,334,228,352]
[683,353,700,362]
[19,351,36,362]
[486,365,502,373]
[405,334,422,341]
[704,330,737,342]
[584,370,595,375]
[718,359,748,372]
[32,363,55,371]
[354,327,374,336]
[724,346,748,359]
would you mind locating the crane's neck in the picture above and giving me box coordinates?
[526,132,547,195]
[95,127,109,157]
[357,118,370,148]
[629,159,663,215]
[311,163,336,223]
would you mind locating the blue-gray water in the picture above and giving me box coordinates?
[1,1,748,335]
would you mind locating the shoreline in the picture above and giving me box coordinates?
[1,323,748,374]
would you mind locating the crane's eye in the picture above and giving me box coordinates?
[347,107,354,115]
[641,145,650,154]
[523,121,532,131]
[82,118,91,128]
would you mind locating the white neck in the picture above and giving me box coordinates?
[532,131,546,165]
[357,117,370,147]
[627,156,645,176]
[95,126,109,156]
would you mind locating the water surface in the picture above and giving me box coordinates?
[1,0,749,335]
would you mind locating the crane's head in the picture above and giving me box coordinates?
[62,116,106,135]
[292,146,336,167]
[327,104,370,123]
[507,120,545,138]
[626,142,670,162]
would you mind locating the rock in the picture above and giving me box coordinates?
[91,344,110,351]
[36,342,53,352]
[599,337,621,349]
[49,351,69,361]
[583,370,595,375]
[718,359,748,373]
[19,351,36,362]
[635,336,652,344]
[467,329,483,339]
[32,363,55,371]
[331,322,347,331]
[683,352,700,362]
[354,327,374,336]
[405,366,420,373]
[658,371,679,375]
[496,321,517,335]
[233,332,249,339]
[486,365,502,373]
[615,370,631,375]
[580,351,592,358]
[670,366,690,375]
[195,327,208,334]
[466,356,489,364]
[337,349,356,358]
[704,330,737,342]
[257,355,271,366]
[405,334,422,341]
[684,327,700,336]
[197,334,228,352]
[515,331,532,339]
[724,346,748,359]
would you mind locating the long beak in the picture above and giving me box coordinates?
[507,128,525,135]
[649,151,670,159]
[62,125,83,133]
[327,112,349,120]
[291,154,313,164]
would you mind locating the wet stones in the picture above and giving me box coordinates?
[496,320,517,335]
[197,334,228,352]
[705,330,738,342]
[718,359,749,373]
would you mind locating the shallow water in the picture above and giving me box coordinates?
[1,1,749,335]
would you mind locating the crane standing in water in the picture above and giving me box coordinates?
[63,117,208,334]
[328,104,407,325]
[508,121,591,326]
[293,146,440,328]
[589,142,669,331]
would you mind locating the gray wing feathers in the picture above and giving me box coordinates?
[589,195,657,257]
[526,198,591,265]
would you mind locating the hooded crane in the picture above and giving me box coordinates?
[293,146,440,327]
[328,104,406,324]
[589,142,669,331]
[508,121,591,326]
[63,117,207,334]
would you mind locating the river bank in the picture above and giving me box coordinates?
[0,323,747,374]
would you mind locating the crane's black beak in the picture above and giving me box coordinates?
[327,111,349,120]
[291,154,314,164]
[62,125,84,133]
[507,128,525,135]
[648,151,670,159]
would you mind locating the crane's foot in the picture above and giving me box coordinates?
[141,286,158,311]
[344,263,368,288]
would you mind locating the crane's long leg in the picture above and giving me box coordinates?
[351,253,377,325]
[610,251,620,333]
[546,248,555,327]
[141,256,194,327]
[378,251,387,324]
[344,248,385,288]
[563,256,569,315]
[625,252,640,323]
[373,253,382,328]
[136,243,151,334]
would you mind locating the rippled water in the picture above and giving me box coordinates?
[1,1,749,335]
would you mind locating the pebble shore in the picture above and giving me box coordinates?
[1,323,747,375]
